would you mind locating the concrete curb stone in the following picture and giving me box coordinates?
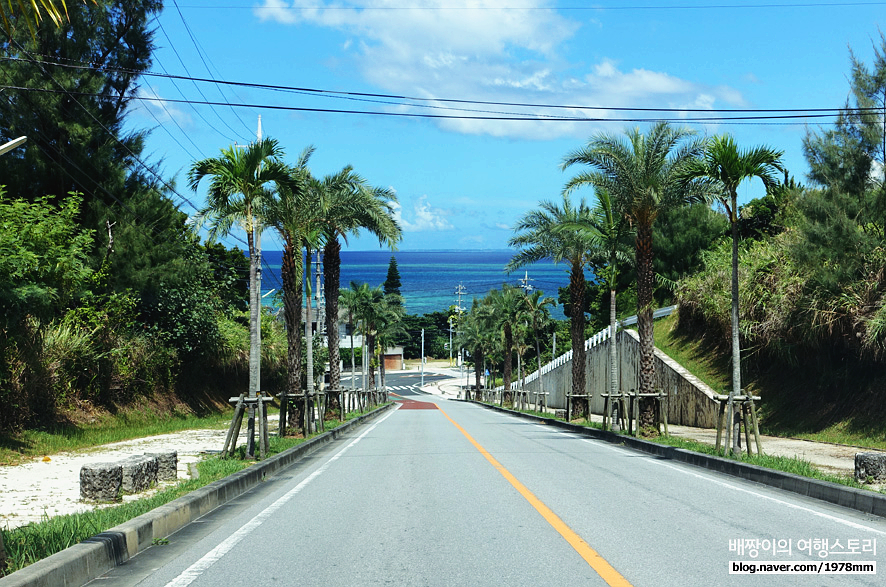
[472,400,886,520]
[0,403,396,587]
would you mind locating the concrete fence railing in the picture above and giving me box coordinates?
[500,307,721,428]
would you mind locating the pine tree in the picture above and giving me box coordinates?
[383,255,402,300]
[0,1,194,292]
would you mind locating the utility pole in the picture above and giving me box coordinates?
[316,250,324,338]
[362,332,367,393]
[455,283,466,312]
[448,318,453,367]
[454,283,466,348]
[519,270,534,294]
[421,328,425,388]
[454,283,466,389]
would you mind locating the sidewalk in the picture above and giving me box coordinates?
[416,372,886,485]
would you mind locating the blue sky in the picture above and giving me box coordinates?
[130,1,886,252]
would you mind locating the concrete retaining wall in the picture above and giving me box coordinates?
[518,327,720,428]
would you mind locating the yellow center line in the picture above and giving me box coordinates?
[437,406,634,587]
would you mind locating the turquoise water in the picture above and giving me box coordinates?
[260,250,588,318]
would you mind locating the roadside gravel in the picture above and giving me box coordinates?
[0,421,257,530]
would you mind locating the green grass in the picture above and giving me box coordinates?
[0,405,383,576]
[648,433,872,490]
[495,401,884,495]
[653,314,730,393]
[651,314,886,450]
[1,456,244,575]
[780,420,886,452]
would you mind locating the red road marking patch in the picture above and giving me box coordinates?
[397,400,438,410]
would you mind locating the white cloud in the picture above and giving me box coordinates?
[459,234,486,245]
[254,0,307,24]
[392,196,454,232]
[255,1,746,140]
[132,86,193,127]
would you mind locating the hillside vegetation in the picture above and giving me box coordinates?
[671,31,886,437]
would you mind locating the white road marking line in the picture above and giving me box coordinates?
[164,409,396,587]
[577,437,886,536]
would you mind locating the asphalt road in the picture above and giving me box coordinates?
[95,388,886,587]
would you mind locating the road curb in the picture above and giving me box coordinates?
[0,403,396,587]
[472,401,886,520]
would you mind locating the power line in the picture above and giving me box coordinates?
[140,85,200,161]
[2,55,873,116]
[0,52,251,279]
[175,1,886,10]
[170,0,256,137]
[6,41,213,220]
[155,21,246,143]
[150,48,235,149]
[1,85,863,125]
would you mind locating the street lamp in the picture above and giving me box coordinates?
[0,136,26,157]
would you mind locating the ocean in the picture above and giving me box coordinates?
[260,250,587,319]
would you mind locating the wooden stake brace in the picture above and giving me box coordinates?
[513,388,530,411]
[602,392,629,432]
[532,389,549,413]
[222,393,273,459]
[714,393,763,456]
[625,390,669,436]
[565,393,592,422]
[277,391,327,435]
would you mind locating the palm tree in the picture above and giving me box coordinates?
[681,134,783,452]
[458,299,497,399]
[562,122,705,429]
[374,294,406,401]
[317,168,400,413]
[261,148,314,435]
[339,282,363,398]
[483,285,523,405]
[0,0,82,38]
[349,282,386,395]
[507,196,598,418]
[556,188,633,423]
[522,289,555,405]
[189,138,292,454]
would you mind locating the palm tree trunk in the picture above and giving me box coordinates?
[609,282,618,415]
[728,193,742,454]
[305,245,315,435]
[474,350,483,399]
[503,324,513,404]
[367,332,377,392]
[569,261,587,419]
[636,223,656,429]
[281,238,304,435]
[324,238,342,418]
[246,224,260,457]
[535,335,544,411]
